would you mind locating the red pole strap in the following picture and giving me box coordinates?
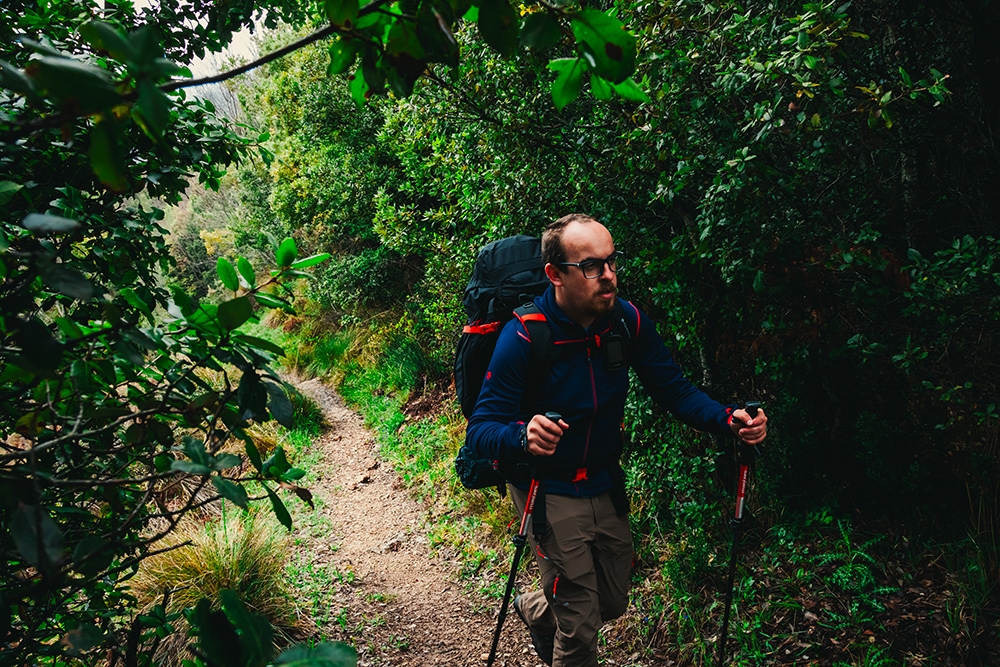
[519,479,539,536]
[734,463,750,520]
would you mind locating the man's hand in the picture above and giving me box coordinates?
[524,413,568,456]
[730,407,768,446]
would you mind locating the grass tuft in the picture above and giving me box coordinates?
[130,508,299,665]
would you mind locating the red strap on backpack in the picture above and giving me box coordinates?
[464,321,500,334]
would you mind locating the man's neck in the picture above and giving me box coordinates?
[554,290,596,330]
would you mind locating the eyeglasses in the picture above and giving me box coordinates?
[556,251,625,279]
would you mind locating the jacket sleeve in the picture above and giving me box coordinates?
[464,318,531,461]
[626,302,734,437]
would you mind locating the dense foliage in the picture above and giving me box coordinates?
[3,0,999,664]
[231,0,997,533]
[225,1,1000,660]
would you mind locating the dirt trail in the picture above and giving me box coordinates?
[292,377,543,667]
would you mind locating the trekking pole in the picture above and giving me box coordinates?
[715,401,761,667]
[486,411,559,667]
[486,476,541,667]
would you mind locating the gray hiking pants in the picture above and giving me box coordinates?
[509,485,634,667]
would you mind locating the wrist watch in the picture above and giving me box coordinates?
[519,423,529,453]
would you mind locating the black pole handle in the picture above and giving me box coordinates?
[738,401,763,459]
[544,411,563,423]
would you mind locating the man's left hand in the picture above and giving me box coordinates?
[730,407,768,446]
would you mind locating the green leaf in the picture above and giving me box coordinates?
[245,438,264,472]
[181,436,211,465]
[235,334,286,357]
[289,253,332,270]
[11,504,65,568]
[79,20,135,62]
[171,460,212,475]
[549,58,585,111]
[348,69,369,106]
[134,78,171,142]
[89,120,128,192]
[72,535,113,576]
[325,0,360,27]
[128,25,165,65]
[237,370,268,422]
[253,292,289,310]
[0,180,23,206]
[591,74,612,101]
[416,3,459,69]
[21,213,80,235]
[55,316,84,339]
[220,590,274,665]
[264,381,294,428]
[521,12,562,50]
[570,9,635,84]
[263,446,292,478]
[213,454,243,471]
[276,237,297,267]
[153,58,184,77]
[189,599,241,665]
[265,485,293,530]
[26,56,120,113]
[212,477,249,509]
[328,39,359,76]
[274,642,358,667]
[611,77,650,103]
[120,286,153,322]
[0,59,39,100]
[12,317,64,372]
[236,257,256,287]
[217,257,239,291]
[478,0,520,59]
[123,327,159,350]
[40,264,97,301]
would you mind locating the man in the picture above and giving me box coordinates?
[465,214,768,667]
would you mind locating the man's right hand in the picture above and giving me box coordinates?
[524,413,568,456]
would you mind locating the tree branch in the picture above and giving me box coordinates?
[160,24,339,92]
[160,0,397,92]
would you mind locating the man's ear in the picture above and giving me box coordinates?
[544,263,563,286]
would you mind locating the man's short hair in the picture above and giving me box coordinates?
[542,213,601,268]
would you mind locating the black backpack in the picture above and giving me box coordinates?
[453,235,550,492]
[454,235,551,420]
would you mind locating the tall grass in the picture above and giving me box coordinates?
[130,508,299,665]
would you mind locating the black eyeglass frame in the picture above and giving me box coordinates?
[555,251,625,279]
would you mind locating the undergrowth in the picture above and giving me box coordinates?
[255,308,998,667]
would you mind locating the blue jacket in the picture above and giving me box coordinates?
[465,286,735,497]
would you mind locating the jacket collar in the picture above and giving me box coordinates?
[539,285,614,335]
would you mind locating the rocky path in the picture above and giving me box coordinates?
[291,377,544,667]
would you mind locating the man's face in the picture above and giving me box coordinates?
[547,221,618,328]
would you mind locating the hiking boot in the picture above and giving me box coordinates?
[513,594,554,666]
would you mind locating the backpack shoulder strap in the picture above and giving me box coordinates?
[513,302,550,370]
[513,302,552,401]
